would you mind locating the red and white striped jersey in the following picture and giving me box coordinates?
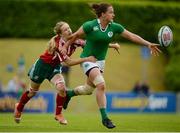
[40,35,85,66]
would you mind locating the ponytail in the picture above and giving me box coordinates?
[90,3,112,17]
[47,35,57,54]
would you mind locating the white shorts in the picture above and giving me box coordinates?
[81,60,105,74]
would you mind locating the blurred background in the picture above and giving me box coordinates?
[0,0,180,114]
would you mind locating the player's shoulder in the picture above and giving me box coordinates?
[83,19,97,26]
[111,21,123,27]
[110,21,125,32]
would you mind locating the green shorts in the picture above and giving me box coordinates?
[28,59,62,84]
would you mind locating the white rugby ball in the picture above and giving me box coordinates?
[158,26,173,47]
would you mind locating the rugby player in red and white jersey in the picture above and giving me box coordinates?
[14,21,96,125]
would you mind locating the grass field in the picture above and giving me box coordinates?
[0,113,180,132]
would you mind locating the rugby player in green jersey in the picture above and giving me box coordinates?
[61,3,161,129]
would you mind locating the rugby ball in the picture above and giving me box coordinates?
[158,26,173,47]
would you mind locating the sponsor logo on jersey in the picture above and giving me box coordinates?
[93,26,99,31]
[108,31,113,37]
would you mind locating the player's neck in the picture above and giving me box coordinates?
[99,18,109,29]
[61,36,67,42]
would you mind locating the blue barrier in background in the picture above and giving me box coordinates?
[0,91,176,113]
[106,92,176,113]
[0,91,55,113]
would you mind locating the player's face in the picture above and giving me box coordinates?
[61,23,72,38]
[103,6,115,22]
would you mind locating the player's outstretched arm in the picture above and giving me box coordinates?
[64,56,96,66]
[121,29,162,56]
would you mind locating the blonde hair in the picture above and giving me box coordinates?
[53,21,66,34]
[47,21,66,54]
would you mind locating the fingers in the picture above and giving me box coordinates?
[153,50,159,56]
[117,49,120,54]
[60,48,67,55]
[151,48,160,56]
[155,46,162,53]
[115,49,120,54]
[149,44,162,56]
[90,56,97,62]
[152,43,160,47]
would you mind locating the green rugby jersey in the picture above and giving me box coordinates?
[81,19,124,60]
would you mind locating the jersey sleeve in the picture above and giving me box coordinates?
[82,21,93,34]
[113,22,125,34]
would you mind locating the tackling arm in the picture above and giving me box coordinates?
[63,56,96,66]
[60,27,85,55]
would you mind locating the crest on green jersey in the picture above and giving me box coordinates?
[108,31,113,37]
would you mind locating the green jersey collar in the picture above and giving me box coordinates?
[97,19,112,32]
